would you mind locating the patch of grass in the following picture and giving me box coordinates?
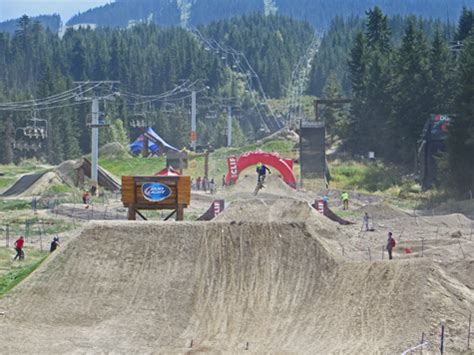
[0,248,48,297]
[336,209,362,220]
[45,183,75,194]
[329,160,402,193]
[100,156,166,177]
[261,140,296,155]
[0,199,31,211]
[0,177,15,189]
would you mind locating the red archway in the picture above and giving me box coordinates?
[225,151,296,188]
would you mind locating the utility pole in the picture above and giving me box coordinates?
[74,81,119,196]
[91,98,99,190]
[227,105,232,147]
[191,90,197,151]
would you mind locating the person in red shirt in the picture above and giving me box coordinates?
[82,190,90,205]
[14,236,25,261]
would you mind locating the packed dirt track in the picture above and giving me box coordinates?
[0,211,473,353]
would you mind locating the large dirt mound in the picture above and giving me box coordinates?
[216,198,317,222]
[434,199,474,219]
[357,202,409,220]
[0,221,472,353]
[223,174,298,200]
[215,198,343,241]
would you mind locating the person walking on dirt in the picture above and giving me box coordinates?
[256,162,271,186]
[196,177,202,191]
[13,236,25,261]
[50,237,60,253]
[209,178,215,194]
[386,232,396,260]
[363,212,370,231]
[341,191,349,210]
[322,194,329,206]
[31,197,37,214]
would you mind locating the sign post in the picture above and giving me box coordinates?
[122,176,191,221]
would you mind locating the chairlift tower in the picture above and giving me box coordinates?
[74,81,120,195]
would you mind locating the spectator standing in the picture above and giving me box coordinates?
[363,212,370,231]
[341,191,349,210]
[386,232,396,260]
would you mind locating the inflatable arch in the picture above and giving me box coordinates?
[225,151,296,188]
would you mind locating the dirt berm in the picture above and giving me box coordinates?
[0,220,472,354]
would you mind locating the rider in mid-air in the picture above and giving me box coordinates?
[256,162,271,187]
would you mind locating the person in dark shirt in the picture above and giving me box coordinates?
[386,232,396,260]
[50,237,60,253]
[256,162,271,186]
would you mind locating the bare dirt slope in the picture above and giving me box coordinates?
[0,219,472,354]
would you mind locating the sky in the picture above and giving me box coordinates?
[0,0,112,22]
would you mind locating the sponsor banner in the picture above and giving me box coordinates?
[317,201,324,214]
[227,155,239,182]
[141,182,172,202]
[213,201,221,217]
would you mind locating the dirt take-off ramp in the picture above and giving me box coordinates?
[0,217,472,353]
[1,172,45,197]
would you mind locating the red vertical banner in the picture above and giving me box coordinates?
[317,200,324,214]
[227,155,239,184]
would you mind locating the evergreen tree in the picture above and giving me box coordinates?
[0,116,14,164]
[429,29,455,113]
[446,33,474,193]
[454,7,474,42]
[365,6,391,53]
[322,71,348,139]
[70,37,87,81]
[392,20,432,163]
[110,119,129,148]
[347,31,367,152]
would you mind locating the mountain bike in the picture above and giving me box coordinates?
[253,175,266,195]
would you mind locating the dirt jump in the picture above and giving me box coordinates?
[1,172,45,197]
[0,173,472,353]
[80,158,121,192]
[1,171,62,197]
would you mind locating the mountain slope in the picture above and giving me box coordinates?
[0,14,61,34]
[67,0,470,29]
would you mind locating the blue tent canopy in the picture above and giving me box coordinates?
[129,127,179,155]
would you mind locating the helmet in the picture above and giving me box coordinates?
[256,162,263,169]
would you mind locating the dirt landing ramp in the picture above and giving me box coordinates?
[0,221,472,354]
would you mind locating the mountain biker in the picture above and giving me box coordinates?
[256,162,271,186]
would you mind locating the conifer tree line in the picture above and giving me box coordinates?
[320,7,473,193]
[0,14,312,165]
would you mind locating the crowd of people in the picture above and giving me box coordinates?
[191,176,217,193]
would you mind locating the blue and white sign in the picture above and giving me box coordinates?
[141,182,172,202]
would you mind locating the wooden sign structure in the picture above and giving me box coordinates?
[122,176,191,221]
